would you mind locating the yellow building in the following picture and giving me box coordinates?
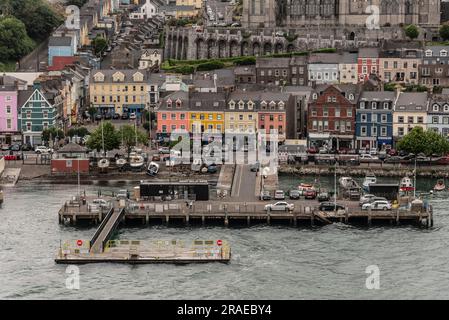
[393,92,429,138]
[225,93,259,133]
[188,93,226,134]
[176,0,203,9]
[89,70,149,116]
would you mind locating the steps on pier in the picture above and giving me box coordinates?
[90,207,126,253]
[0,168,21,187]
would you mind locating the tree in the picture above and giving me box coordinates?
[42,127,64,144]
[396,127,449,156]
[0,17,34,61]
[9,0,63,41]
[119,125,148,159]
[86,122,120,152]
[440,25,449,41]
[404,25,419,40]
[87,106,97,119]
[67,127,89,138]
[92,36,107,57]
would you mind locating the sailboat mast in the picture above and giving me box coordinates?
[101,120,105,157]
[414,156,417,198]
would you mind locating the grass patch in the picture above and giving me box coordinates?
[0,61,17,72]
[162,48,336,74]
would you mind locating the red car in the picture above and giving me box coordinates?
[304,189,317,200]
[307,147,318,154]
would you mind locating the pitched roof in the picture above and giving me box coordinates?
[49,36,73,47]
[58,143,88,153]
[395,92,429,111]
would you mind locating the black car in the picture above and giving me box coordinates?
[10,144,21,151]
[113,113,120,120]
[121,113,129,120]
[95,114,102,121]
[289,190,301,200]
[21,144,32,151]
[318,202,345,212]
[104,113,112,120]
[317,192,330,202]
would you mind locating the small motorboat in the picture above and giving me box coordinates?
[298,183,313,195]
[339,177,358,189]
[434,179,445,191]
[116,158,127,168]
[399,176,414,192]
[0,190,3,208]
[98,158,110,170]
[129,154,145,169]
[362,174,377,192]
[146,161,159,176]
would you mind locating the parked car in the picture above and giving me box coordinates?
[35,146,53,154]
[113,113,120,120]
[104,113,112,120]
[369,148,378,155]
[92,199,109,208]
[207,164,218,174]
[121,113,129,120]
[10,144,21,151]
[307,147,318,154]
[289,190,301,200]
[158,147,170,154]
[260,190,272,201]
[129,113,137,120]
[319,202,346,211]
[250,161,260,172]
[359,194,376,206]
[359,154,380,163]
[95,114,102,121]
[304,189,317,200]
[317,192,330,202]
[274,190,285,200]
[264,201,294,212]
[384,156,402,163]
[21,144,32,151]
[116,190,128,200]
[360,196,388,206]
[362,200,392,211]
[1,144,10,151]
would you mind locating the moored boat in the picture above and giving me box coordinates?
[116,158,127,168]
[146,161,159,176]
[98,158,110,170]
[362,174,377,192]
[399,176,414,192]
[129,153,145,169]
[434,179,445,191]
[339,177,358,189]
[298,183,313,195]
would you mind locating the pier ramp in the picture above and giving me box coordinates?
[90,207,125,253]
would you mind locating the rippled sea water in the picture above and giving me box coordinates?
[1,177,448,299]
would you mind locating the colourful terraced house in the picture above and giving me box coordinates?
[157,91,190,135]
[188,92,226,136]
[18,81,57,146]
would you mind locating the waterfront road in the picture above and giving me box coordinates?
[231,164,258,202]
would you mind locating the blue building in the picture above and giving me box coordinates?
[48,36,75,66]
[356,91,396,150]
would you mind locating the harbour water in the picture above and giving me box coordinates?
[1,177,449,299]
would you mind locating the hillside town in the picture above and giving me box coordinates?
[3,0,449,302]
[2,0,449,157]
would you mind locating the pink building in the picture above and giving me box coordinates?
[156,91,190,136]
[0,75,26,144]
[258,112,286,141]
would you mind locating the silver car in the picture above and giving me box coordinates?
[264,202,294,212]
[362,200,392,211]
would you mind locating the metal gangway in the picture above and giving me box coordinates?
[89,207,126,253]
